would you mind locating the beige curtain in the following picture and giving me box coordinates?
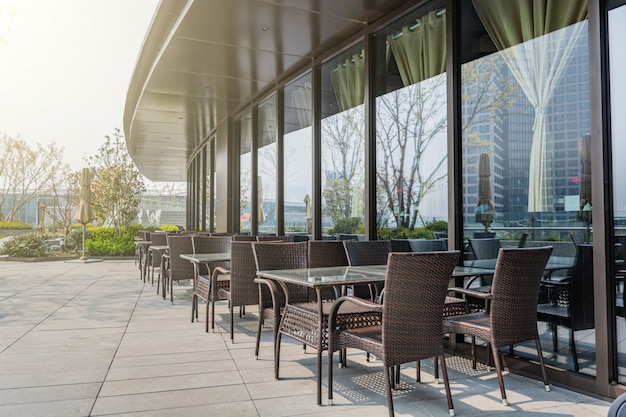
[473,0,587,212]
[331,51,365,112]
[387,10,446,86]
[292,81,312,128]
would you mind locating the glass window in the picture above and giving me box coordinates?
[610,2,626,383]
[240,112,252,233]
[283,72,312,235]
[461,0,591,373]
[374,3,448,238]
[258,95,277,234]
[320,42,365,237]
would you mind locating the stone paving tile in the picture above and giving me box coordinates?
[0,259,613,417]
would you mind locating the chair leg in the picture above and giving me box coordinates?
[570,328,580,372]
[439,351,455,416]
[205,300,209,333]
[328,347,335,405]
[230,304,234,342]
[491,345,508,406]
[534,337,551,391]
[211,297,216,331]
[416,360,421,382]
[275,332,282,380]
[255,317,262,358]
[170,278,174,304]
[384,366,395,417]
[317,349,323,405]
[191,294,196,323]
[471,336,477,369]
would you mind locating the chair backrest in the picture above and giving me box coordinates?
[489,246,553,346]
[166,234,195,281]
[339,234,359,241]
[257,235,295,242]
[568,243,595,331]
[517,233,529,248]
[308,240,349,268]
[233,234,258,241]
[343,240,392,266]
[468,237,501,260]
[229,241,261,306]
[192,235,232,274]
[382,251,460,361]
[408,238,445,252]
[150,232,168,246]
[252,241,310,304]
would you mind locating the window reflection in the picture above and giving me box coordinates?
[461,0,592,375]
[284,73,312,235]
[240,112,252,233]
[375,5,448,240]
[258,95,277,234]
[321,43,365,238]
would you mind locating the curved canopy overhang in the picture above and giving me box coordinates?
[124,0,409,181]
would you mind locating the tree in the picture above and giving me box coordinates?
[44,169,80,244]
[0,134,66,222]
[86,128,145,236]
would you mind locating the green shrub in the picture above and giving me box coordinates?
[67,228,91,252]
[328,217,362,235]
[0,221,33,230]
[85,236,135,256]
[0,232,48,257]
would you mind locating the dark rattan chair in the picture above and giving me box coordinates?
[164,234,195,303]
[308,240,348,300]
[536,243,594,371]
[148,232,168,287]
[252,241,309,361]
[190,235,232,332]
[444,246,553,406]
[343,240,391,301]
[215,241,260,341]
[327,251,460,417]
[408,238,446,252]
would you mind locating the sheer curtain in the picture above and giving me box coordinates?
[387,9,446,86]
[292,81,312,128]
[473,0,587,212]
[331,51,365,111]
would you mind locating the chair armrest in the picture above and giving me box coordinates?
[328,295,383,330]
[212,266,230,279]
[254,277,284,311]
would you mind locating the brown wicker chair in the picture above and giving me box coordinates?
[252,241,309,361]
[215,241,260,341]
[443,246,553,406]
[148,232,168,286]
[343,240,391,301]
[309,240,348,301]
[163,235,195,303]
[190,235,232,332]
[327,251,460,417]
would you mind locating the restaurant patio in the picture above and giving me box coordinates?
[0,259,612,416]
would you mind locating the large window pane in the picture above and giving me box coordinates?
[284,73,312,235]
[258,95,277,234]
[375,3,448,241]
[321,42,365,237]
[461,0,592,374]
[240,112,252,234]
[610,2,626,383]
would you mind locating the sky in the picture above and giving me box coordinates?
[0,0,159,171]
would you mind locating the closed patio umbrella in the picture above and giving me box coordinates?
[75,168,95,260]
[475,152,496,232]
[577,134,592,242]
[37,201,46,233]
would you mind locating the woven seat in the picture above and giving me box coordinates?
[190,235,232,332]
[328,251,460,417]
[444,246,553,406]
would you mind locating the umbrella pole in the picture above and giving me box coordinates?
[80,224,87,260]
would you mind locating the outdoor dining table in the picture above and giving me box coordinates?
[256,263,496,405]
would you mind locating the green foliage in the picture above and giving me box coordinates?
[86,129,146,236]
[0,221,32,230]
[66,227,90,252]
[328,217,362,235]
[158,224,180,232]
[0,232,47,257]
[377,226,438,240]
[424,220,448,232]
[85,236,135,256]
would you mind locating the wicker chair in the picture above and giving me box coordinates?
[408,238,446,252]
[257,235,295,241]
[252,241,309,361]
[343,240,391,301]
[443,246,553,406]
[327,251,460,417]
[190,235,232,332]
[148,232,168,286]
[163,235,195,303]
[216,241,260,341]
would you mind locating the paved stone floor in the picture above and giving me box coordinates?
[0,259,613,416]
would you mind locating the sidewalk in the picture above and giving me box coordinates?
[0,259,612,416]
